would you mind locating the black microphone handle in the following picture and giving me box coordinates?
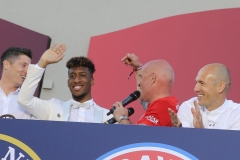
[107,107,116,116]
[107,96,135,116]
[104,108,134,124]
[122,96,135,106]
[104,117,117,124]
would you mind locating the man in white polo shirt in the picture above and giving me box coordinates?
[0,47,34,119]
[168,63,240,130]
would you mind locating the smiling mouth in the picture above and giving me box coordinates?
[21,76,26,80]
[74,86,82,91]
[197,95,204,100]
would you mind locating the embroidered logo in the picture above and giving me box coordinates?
[145,115,159,124]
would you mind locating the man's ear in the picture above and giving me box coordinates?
[217,82,226,94]
[3,60,10,70]
[151,73,156,84]
[91,77,94,86]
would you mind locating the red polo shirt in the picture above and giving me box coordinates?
[137,96,178,126]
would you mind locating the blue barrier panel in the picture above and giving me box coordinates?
[0,119,240,159]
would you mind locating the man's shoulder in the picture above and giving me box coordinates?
[226,100,240,112]
[49,98,66,106]
[182,97,196,104]
[93,101,109,112]
[224,100,240,123]
[179,97,197,109]
[147,96,178,111]
[152,96,178,105]
[177,97,196,118]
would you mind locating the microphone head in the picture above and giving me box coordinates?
[127,107,135,116]
[130,90,141,100]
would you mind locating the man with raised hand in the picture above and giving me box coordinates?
[18,44,111,122]
[112,53,178,125]
[169,63,240,130]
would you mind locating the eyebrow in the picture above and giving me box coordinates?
[69,71,87,74]
[195,79,203,82]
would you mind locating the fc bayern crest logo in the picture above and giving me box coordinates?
[97,142,198,160]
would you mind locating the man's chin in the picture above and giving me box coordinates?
[72,93,83,97]
[72,93,85,100]
[139,97,144,102]
[17,82,23,87]
[197,101,204,107]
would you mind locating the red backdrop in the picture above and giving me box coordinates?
[88,8,240,123]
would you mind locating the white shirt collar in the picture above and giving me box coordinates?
[0,87,20,95]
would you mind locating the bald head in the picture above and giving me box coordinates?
[199,63,231,92]
[139,59,175,101]
[194,63,231,110]
[144,60,174,85]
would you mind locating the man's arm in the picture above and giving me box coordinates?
[18,44,66,120]
[121,53,149,111]
[121,53,143,90]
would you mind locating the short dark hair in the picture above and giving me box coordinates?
[1,47,32,70]
[66,57,96,75]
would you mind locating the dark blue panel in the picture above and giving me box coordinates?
[0,119,239,159]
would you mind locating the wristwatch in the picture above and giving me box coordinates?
[118,115,129,123]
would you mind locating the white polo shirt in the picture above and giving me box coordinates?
[0,87,32,119]
[178,97,240,130]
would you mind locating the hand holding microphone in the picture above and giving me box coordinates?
[110,102,134,124]
[104,107,134,124]
[106,90,140,116]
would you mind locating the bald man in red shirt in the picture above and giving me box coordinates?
[113,53,178,126]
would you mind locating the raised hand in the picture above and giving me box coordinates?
[191,100,204,128]
[168,108,182,127]
[38,44,67,68]
[121,53,142,70]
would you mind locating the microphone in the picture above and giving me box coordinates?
[106,90,140,116]
[104,107,134,124]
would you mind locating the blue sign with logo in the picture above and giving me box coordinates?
[97,142,198,160]
[0,119,240,159]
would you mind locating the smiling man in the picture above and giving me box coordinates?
[0,47,34,119]
[168,63,240,130]
[18,44,111,122]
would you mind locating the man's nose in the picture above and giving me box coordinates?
[194,83,200,92]
[24,68,28,75]
[74,75,81,82]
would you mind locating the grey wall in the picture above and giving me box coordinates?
[0,0,239,101]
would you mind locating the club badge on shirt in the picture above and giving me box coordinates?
[145,115,159,125]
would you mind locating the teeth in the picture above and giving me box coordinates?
[198,95,203,97]
[74,86,82,90]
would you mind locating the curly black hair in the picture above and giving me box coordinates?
[66,57,96,75]
[1,47,32,70]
